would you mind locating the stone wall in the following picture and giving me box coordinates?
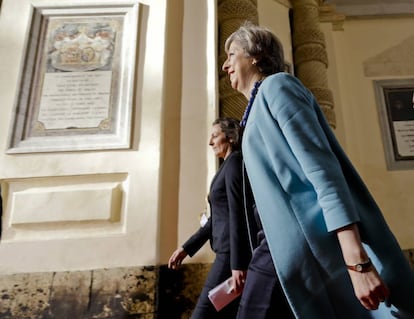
[0,264,211,319]
[0,251,413,319]
[0,267,159,319]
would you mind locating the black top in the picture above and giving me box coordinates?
[182,151,258,270]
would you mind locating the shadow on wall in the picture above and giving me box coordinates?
[158,263,211,319]
[0,186,2,239]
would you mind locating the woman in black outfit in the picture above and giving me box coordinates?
[168,117,257,319]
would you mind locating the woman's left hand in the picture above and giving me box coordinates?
[336,223,390,310]
[348,266,390,310]
[231,269,247,293]
[168,247,187,269]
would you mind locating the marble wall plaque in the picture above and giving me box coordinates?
[7,3,141,153]
[374,79,414,170]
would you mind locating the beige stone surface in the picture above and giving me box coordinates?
[364,35,414,77]
[0,266,159,318]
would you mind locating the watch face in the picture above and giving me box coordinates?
[347,258,372,272]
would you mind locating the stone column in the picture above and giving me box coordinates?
[217,0,259,119]
[292,0,336,128]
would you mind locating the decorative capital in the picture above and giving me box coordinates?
[319,3,345,31]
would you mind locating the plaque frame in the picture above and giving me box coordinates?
[7,3,140,153]
[374,79,414,170]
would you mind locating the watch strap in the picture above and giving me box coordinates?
[346,258,373,272]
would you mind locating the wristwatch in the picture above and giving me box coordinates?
[346,258,373,272]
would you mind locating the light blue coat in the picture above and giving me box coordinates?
[242,72,414,319]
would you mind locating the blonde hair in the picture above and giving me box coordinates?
[224,22,285,76]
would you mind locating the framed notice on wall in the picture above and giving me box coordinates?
[7,3,141,153]
[374,79,414,170]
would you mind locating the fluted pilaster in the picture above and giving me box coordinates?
[217,0,259,119]
[292,0,336,127]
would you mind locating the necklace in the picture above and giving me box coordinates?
[240,80,263,127]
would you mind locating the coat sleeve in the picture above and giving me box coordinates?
[182,218,211,257]
[224,153,253,270]
[261,74,360,231]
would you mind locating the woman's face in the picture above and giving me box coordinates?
[222,40,257,97]
[209,124,232,159]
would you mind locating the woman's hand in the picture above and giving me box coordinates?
[168,247,188,269]
[336,224,389,310]
[347,266,389,310]
[231,269,247,293]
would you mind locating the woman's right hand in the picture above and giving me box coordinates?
[231,269,247,293]
[168,247,188,269]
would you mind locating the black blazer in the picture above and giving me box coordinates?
[182,151,257,270]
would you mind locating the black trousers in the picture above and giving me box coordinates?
[191,252,240,319]
[237,235,296,319]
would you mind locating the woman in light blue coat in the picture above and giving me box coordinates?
[222,22,414,319]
